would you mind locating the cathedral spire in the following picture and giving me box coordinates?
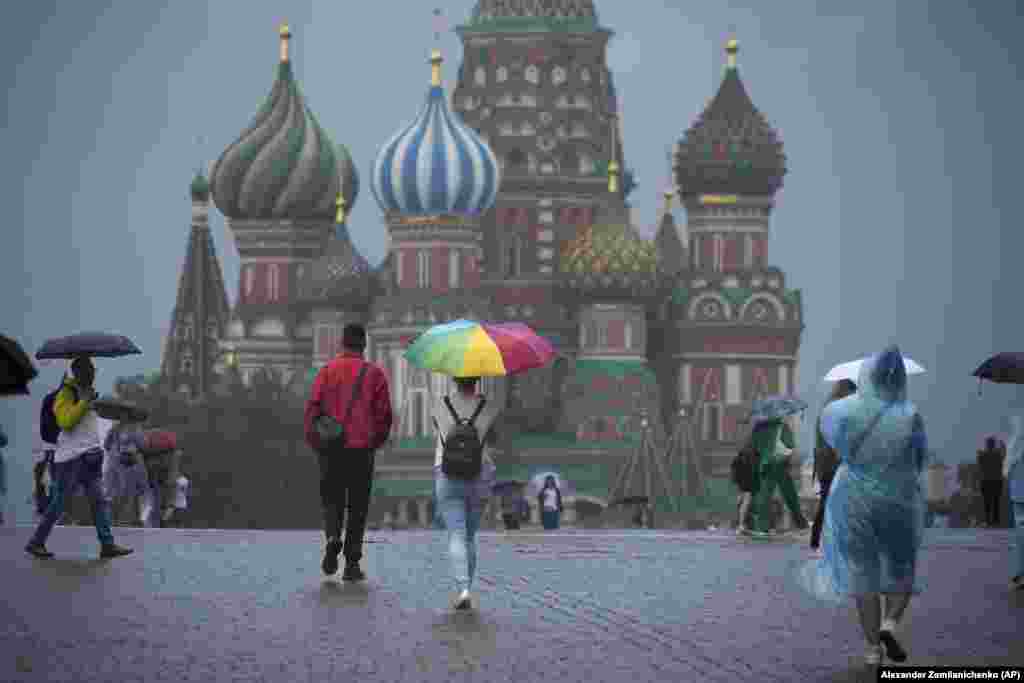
[160,172,231,400]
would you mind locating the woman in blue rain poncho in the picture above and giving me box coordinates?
[798,346,928,667]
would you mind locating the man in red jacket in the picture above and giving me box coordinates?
[304,324,393,580]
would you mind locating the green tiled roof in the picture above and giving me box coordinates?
[670,285,690,306]
[783,288,801,305]
[721,286,753,307]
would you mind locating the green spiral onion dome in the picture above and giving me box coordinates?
[209,26,359,220]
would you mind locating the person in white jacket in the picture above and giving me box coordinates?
[24,357,133,559]
[433,377,499,610]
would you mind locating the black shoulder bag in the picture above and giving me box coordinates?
[315,363,369,451]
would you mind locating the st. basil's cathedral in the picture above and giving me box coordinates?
[158,0,803,524]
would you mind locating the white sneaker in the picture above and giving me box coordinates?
[453,590,472,610]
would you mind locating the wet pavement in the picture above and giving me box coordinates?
[1,525,1021,682]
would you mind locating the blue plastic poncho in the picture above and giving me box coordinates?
[798,345,928,603]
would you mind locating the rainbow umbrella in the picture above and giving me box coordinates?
[404,319,556,377]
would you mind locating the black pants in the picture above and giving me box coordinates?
[318,447,375,563]
[810,476,833,549]
[981,480,1003,526]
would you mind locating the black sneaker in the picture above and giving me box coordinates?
[25,542,54,559]
[341,561,365,582]
[322,539,342,576]
[879,630,907,662]
[99,544,134,559]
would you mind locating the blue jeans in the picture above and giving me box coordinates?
[435,473,486,593]
[542,509,560,529]
[1013,501,1024,580]
[30,450,114,547]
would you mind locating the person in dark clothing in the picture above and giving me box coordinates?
[977,436,1005,527]
[304,324,393,581]
[731,436,760,535]
[811,379,858,550]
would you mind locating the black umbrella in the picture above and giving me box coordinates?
[0,335,38,395]
[36,332,142,360]
[92,398,149,423]
[972,353,1024,394]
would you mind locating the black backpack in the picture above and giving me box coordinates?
[731,443,758,492]
[439,396,486,480]
[39,385,63,445]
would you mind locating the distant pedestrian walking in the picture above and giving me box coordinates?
[977,436,1005,527]
[539,475,563,530]
[798,346,927,667]
[1003,417,1024,591]
[102,418,149,525]
[304,324,392,581]
[25,357,132,560]
[433,376,499,610]
[810,379,857,550]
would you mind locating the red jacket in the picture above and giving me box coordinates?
[304,352,393,451]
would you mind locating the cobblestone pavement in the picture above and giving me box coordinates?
[1,525,1021,682]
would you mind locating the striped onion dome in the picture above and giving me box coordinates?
[371,50,500,217]
[210,25,359,221]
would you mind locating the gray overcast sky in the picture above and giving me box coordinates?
[2,1,1022,523]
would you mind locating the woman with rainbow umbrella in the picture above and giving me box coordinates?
[405,319,556,610]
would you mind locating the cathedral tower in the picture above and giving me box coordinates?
[159,172,231,400]
[666,38,803,467]
[452,0,633,336]
[208,24,360,386]
[369,44,501,440]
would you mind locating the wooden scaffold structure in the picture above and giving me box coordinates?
[608,410,679,519]
[662,399,707,500]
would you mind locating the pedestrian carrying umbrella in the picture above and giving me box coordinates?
[0,335,38,395]
[824,356,925,382]
[747,395,807,423]
[36,332,142,360]
[404,319,556,377]
[527,471,574,497]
